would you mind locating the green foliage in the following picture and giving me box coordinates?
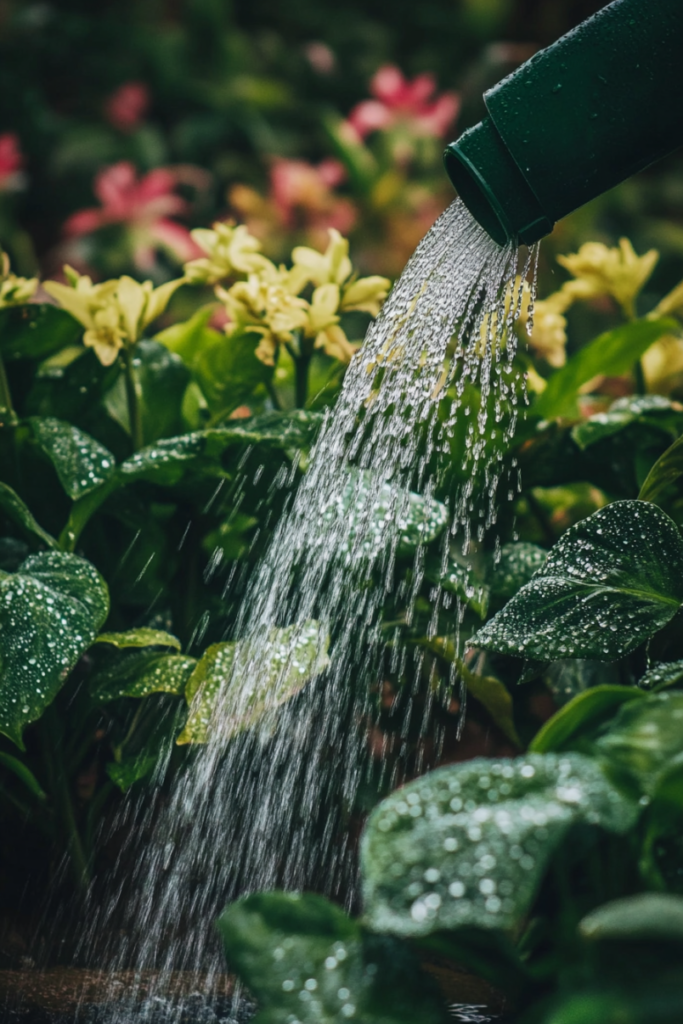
[0,552,108,747]
[217,891,448,1024]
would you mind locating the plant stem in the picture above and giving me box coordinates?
[265,380,282,410]
[0,353,17,427]
[294,351,312,409]
[634,359,647,395]
[42,705,90,894]
[122,346,143,451]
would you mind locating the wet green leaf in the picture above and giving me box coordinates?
[362,754,637,936]
[533,318,676,420]
[571,395,683,450]
[25,348,120,422]
[95,628,182,651]
[178,620,330,744]
[154,305,217,366]
[0,751,46,800]
[470,501,683,661]
[0,304,82,362]
[639,659,683,691]
[488,542,547,601]
[103,340,190,444]
[639,433,683,505]
[91,651,196,702]
[29,416,116,499]
[580,894,683,943]
[595,691,683,796]
[0,482,58,549]
[106,752,161,792]
[428,560,489,618]
[0,551,109,748]
[530,686,646,754]
[217,891,448,1024]
[193,330,273,417]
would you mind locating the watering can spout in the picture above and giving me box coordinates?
[444,0,683,246]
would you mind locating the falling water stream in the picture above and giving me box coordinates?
[76,200,535,1021]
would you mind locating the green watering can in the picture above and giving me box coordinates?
[444,0,683,246]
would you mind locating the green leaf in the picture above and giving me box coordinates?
[533,318,677,420]
[571,395,683,450]
[470,501,683,662]
[106,752,160,793]
[639,433,683,505]
[0,304,82,362]
[639,659,683,691]
[29,416,116,500]
[94,628,182,651]
[361,753,637,936]
[530,685,646,754]
[0,751,47,800]
[595,691,683,796]
[91,651,196,702]
[488,542,547,601]
[178,620,330,745]
[217,891,448,1024]
[580,893,683,943]
[103,340,190,445]
[193,330,273,418]
[0,552,109,747]
[0,482,58,549]
[25,348,120,422]
[323,470,448,560]
[427,560,489,618]
[154,305,216,366]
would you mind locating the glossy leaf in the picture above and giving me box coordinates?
[639,659,683,691]
[0,482,58,549]
[103,340,190,444]
[217,891,448,1024]
[0,304,81,362]
[571,395,683,451]
[193,330,273,417]
[639,434,683,505]
[25,348,120,422]
[95,628,182,651]
[533,318,676,420]
[595,691,683,796]
[29,416,116,500]
[429,560,489,618]
[530,685,646,754]
[0,552,109,747]
[106,753,161,793]
[91,651,196,702]
[470,501,683,662]
[580,893,683,942]
[362,754,636,936]
[178,620,330,745]
[488,542,547,601]
[154,305,216,366]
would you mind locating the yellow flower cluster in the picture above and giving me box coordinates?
[185,223,390,366]
[0,251,38,309]
[45,270,184,366]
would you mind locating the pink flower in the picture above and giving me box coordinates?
[64,161,207,272]
[346,65,459,140]
[270,158,353,231]
[0,133,25,192]
[104,82,150,132]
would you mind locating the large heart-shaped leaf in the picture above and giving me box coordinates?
[177,620,330,744]
[29,416,116,499]
[217,891,448,1024]
[362,753,636,936]
[532,318,676,421]
[470,501,683,662]
[0,552,109,747]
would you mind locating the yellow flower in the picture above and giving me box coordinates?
[340,275,390,316]
[292,228,352,287]
[300,283,357,363]
[642,335,683,394]
[218,262,309,366]
[315,325,359,363]
[44,269,184,366]
[0,251,38,308]
[651,277,683,319]
[557,238,659,317]
[185,222,268,284]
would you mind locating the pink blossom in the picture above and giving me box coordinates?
[64,161,207,271]
[0,133,25,192]
[270,158,355,234]
[346,65,459,141]
[104,82,150,132]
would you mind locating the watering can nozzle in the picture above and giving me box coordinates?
[445,0,683,247]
